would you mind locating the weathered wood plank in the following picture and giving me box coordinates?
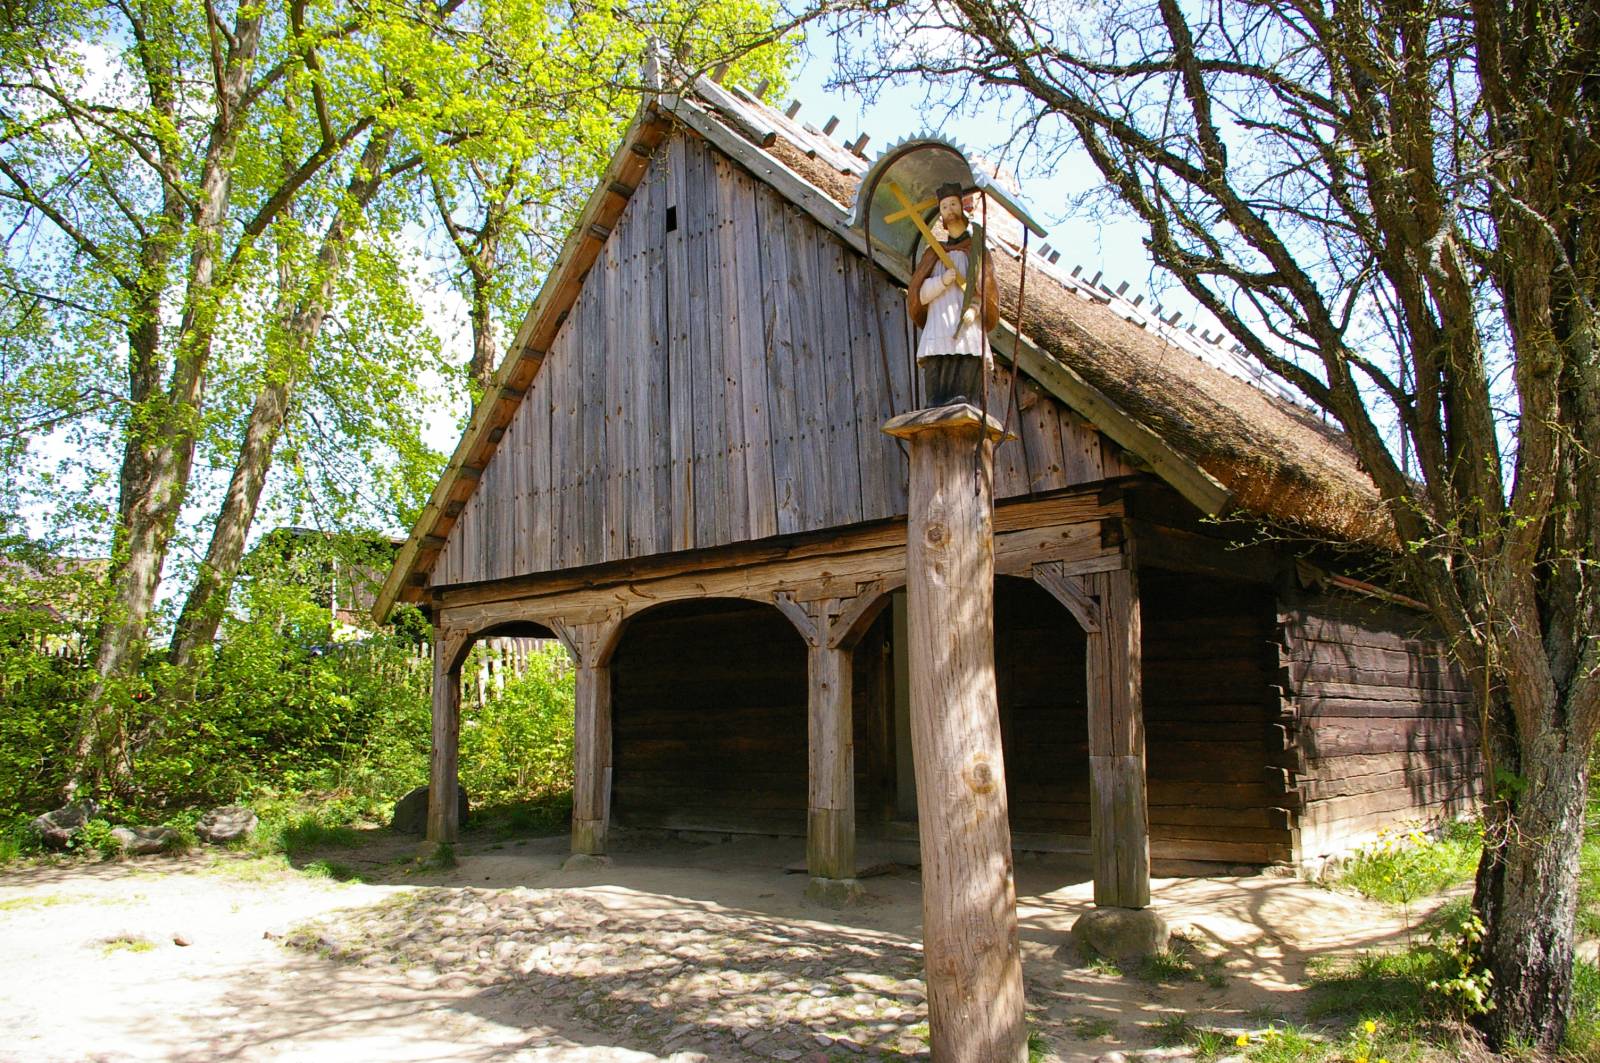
[525,371,552,573]
[757,187,804,533]
[1018,378,1069,494]
[816,231,863,527]
[725,167,778,540]
[602,213,627,562]
[708,154,752,540]
[633,155,670,556]
[686,140,732,548]
[661,135,696,554]
[989,363,1030,500]
[786,205,832,530]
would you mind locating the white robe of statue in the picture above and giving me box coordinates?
[915,248,988,360]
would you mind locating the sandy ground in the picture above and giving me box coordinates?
[0,828,1431,1062]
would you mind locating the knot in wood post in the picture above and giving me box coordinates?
[883,401,1027,1063]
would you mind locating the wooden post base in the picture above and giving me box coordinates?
[805,876,866,908]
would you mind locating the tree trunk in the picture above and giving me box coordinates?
[168,129,397,671]
[67,12,267,798]
[1475,727,1590,1050]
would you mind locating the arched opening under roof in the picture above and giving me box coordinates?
[608,598,811,838]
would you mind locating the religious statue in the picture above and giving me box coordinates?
[907,182,1001,406]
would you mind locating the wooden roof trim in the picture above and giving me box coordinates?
[373,103,671,622]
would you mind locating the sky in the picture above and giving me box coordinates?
[782,26,1211,331]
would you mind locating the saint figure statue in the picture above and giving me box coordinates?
[907,182,1001,405]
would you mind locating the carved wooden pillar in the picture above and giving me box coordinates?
[428,623,471,844]
[884,403,1026,1063]
[1084,566,1151,908]
[1032,559,1152,909]
[776,586,888,907]
[553,615,624,861]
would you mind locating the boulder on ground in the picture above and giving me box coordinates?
[195,805,258,844]
[30,801,99,850]
[1069,905,1171,964]
[392,785,468,836]
[111,826,180,856]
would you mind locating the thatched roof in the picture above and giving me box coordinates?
[373,81,1388,621]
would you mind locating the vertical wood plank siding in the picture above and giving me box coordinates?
[439,131,1115,583]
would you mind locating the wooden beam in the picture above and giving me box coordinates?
[1085,567,1151,908]
[807,624,856,894]
[427,625,470,844]
[438,513,1116,637]
[550,613,625,857]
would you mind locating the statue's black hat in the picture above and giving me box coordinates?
[935,181,965,201]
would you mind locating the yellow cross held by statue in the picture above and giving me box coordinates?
[886,181,965,291]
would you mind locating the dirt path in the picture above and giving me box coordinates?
[0,829,1426,1061]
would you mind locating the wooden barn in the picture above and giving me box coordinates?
[373,79,1484,910]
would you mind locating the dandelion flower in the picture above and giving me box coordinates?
[1363,1019,1377,1034]
[1236,1034,1249,1047]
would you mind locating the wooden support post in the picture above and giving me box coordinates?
[552,615,624,863]
[1085,566,1151,909]
[807,639,856,893]
[428,625,469,844]
[572,660,613,856]
[884,402,1027,1063]
[775,591,865,906]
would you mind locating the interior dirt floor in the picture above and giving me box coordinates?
[0,827,1435,1062]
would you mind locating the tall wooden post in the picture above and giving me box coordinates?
[884,403,1027,1063]
[572,660,613,857]
[1085,567,1151,908]
[807,640,858,903]
[555,615,623,867]
[428,625,466,844]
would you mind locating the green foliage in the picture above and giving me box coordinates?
[458,644,576,806]
[73,818,120,859]
[1337,822,1482,905]
[1424,907,1492,1017]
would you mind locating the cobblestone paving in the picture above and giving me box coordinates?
[286,886,946,1060]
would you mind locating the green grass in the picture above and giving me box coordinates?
[1338,820,1481,905]
[1064,1015,1116,1039]
[301,858,365,882]
[99,934,156,955]
[0,893,71,911]
[1026,1028,1048,1063]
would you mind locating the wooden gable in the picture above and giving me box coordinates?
[434,129,1136,587]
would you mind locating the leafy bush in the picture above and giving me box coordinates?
[458,644,575,807]
[1338,821,1481,906]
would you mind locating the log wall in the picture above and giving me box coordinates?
[997,572,1294,866]
[435,130,1134,586]
[1279,590,1484,859]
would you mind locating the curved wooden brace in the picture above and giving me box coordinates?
[1031,561,1102,633]
[435,624,476,673]
[827,578,904,649]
